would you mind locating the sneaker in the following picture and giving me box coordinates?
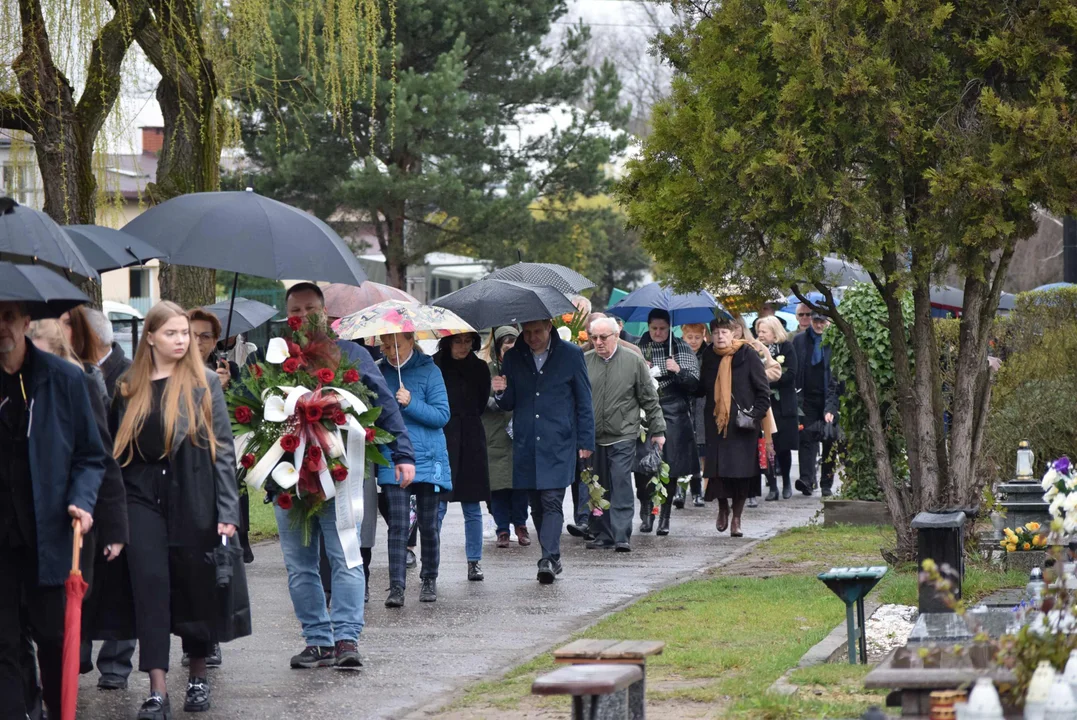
[385,586,405,608]
[137,692,170,720]
[692,494,705,507]
[289,645,336,669]
[183,678,211,713]
[482,514,497,539]
[405,549,417,569]
[496,531,511,548]
[419,578,437,602]
[206,643,222,668]
[334,640,362,669]
[468,561,484,581]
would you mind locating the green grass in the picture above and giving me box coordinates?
[248,493,278,542]
[439,523,1025,719]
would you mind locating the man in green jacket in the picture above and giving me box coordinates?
[584,317,666,551]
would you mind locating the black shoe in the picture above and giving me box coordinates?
[137,692,170,720]
[640,503,655,533]
[765,490,779,501]
[334,640,362,669]
[537,559,557,584]
[206,643,222,668]
[468,561,484,581]
[615,542,631,553]
[656,504,671,536]
[821,488,833,497]
[747,497,758,508]
[385,586,405,608]
[692,494,705,507]
[183,678,210,713]
[290,645,336,669]
[782,479,793,500]
[97,674,127,690]
[673,485,685,509]
[242,546,254,564]
[405,549,417,569]
[795,480,812,496]
[585,539,615,549]
[566,523,589,538]
[419,578,437,602]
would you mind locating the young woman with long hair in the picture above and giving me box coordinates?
[110,301,244,718]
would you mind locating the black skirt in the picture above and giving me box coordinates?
[659,393,700,480]
[704,476,760,502]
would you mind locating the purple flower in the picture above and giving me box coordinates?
[1054,457,1072,475]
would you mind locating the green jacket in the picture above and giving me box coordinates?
[585,346,666,446]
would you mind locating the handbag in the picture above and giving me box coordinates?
[733,398,757,431]
[634,438,663,476]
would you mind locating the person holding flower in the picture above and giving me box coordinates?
[109,301,245,717]
[754,316,799,501]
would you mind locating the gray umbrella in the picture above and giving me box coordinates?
[485,262,595,295]
[203,297,278,337]
[432,279,576,329]
[62,225,166,272]
[0,261,89,319]
[0,197,97,281]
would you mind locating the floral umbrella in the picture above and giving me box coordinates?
[335,301,476,385]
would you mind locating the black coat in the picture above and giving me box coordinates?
[99,341,131,401]
[434,350,491,504]
[697,345,771,479]
[766,340,800,453]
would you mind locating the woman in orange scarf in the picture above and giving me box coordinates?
[696,319,772,537]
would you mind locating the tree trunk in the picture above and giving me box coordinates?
[157,264,217,309]
[383,201,408,290]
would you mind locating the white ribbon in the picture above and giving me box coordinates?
[335,416,367,569]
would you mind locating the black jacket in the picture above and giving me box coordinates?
[697,345,771,479]
[99,342,130,402]
[792,330,841,416]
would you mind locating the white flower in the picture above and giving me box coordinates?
[271,461,300,490]
[1067,475,1077,491]
[1065,493,1077,514]
[266,337,290,364]
[776,355,785,364]
[1050,495,1065,517]
[263,395,288,423]
[1043,469,1060,491]
[557,326,572,342]
[1046,485,1060,501]
[324,432,345,459]
[1064,514,1077,535]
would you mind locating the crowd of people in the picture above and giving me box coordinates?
[0,282,842,719]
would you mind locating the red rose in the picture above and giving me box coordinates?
[280,434,300,453]
[331,466,348,483]
[287,341,301,357]
[287,316,304,331]
[343,369,360,384]
[282,358,300,374]
[332,409,348,426]
[276,492,294,510]
[315,368,335,384]
[234,406,253,424]
[240,453,256,469]
[304,405,323,422]
[252,364,263,378]
[307,445,323,462]
[365,427,376,443]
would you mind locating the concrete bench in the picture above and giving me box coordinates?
[533,664,643,720]
[553,639,665,720]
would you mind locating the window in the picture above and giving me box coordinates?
[434,277,454,299]
[129,268,147,298]
[1,162,35,206]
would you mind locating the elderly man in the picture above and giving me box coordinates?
[1,301,108,718]
[492,318,595,583]
[84,308,130,398]
[793,311,840,497]
[584,318,664,552]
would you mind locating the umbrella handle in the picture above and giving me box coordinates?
[71,518,83,575]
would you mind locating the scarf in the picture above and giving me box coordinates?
[712,339,745,436]
[809,327,824,366]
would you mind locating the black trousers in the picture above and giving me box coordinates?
[126,503,210,672]
[591,442,636,545]
[765,450,794,491]
[798,399,835,491]
[528,488,567,563]
[0,546,64,720]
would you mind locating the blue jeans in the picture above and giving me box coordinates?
[490,489,529,534]
[275,499,365,646]
[437,501,483,562]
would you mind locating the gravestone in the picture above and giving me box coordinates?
[913,511,965,613]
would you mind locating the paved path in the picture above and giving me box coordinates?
[78,490,821,719]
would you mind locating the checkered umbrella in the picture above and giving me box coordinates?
[484,263,594,296]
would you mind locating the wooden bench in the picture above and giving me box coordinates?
[533,664,642,720]
[553,640,665,720]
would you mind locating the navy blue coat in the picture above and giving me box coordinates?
[496,335,595,491]
[336,339,415,465]
[24,342,109,586]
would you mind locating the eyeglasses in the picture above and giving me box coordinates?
[796,312,812,317]
[194,332,217,342]
[592,333,615,342]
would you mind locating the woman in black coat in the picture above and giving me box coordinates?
[433,333,491,582]
[754,316,799,501]
[698,318,771,537]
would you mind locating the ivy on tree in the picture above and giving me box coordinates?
[620,0,1077,555]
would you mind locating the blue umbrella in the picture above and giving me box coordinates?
[1032,282,1075,292]
[607,283,725,350]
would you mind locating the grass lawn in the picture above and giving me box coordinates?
[433,523,1025,720]
[247,492,278,541]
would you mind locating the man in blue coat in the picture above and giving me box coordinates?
[1,300,108,719]
[493,319,595,584]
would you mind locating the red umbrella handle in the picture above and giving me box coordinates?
[71,518,83,576]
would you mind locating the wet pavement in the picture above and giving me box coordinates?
[78,488,821,719]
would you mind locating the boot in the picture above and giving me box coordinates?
[765,472,779,501]
[782,476,793,500]
[656,503,672,536]
[639,501,655,533]
[673,484,685,509]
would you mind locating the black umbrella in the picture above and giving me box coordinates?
[123,188,368,339]
[0,197,97,281]
[0,261,90,319]
[62,225,166,272]
[485,262,594,295]
[203,297,278,337]
[205,535,242,588]
[432,279,576,330]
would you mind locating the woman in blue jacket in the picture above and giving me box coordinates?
[376,332,451,608]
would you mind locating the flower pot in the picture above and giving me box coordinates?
[1002,550,1046,575]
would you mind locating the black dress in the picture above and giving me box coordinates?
[698,346,772,501]
[433,350,491,504]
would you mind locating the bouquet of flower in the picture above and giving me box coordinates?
[647,460,672,515]
[227,314,394,548]
[582,468,610,517]
[999,522,1047,552]
[1041,457,1077,533]
[553,310,589,345]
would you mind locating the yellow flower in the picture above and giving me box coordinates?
[1006,543,1017,552]
[1033,536,1046,547]
[1026,522,1041,532]
[1023,542,1032,551]
[1004,528,1018,540]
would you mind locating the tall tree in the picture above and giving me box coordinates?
[237,0,633,290]
[621,0,1077,554]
